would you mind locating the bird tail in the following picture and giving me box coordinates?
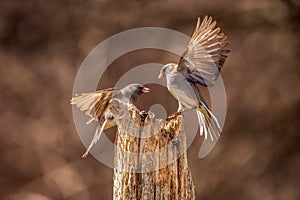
[196,104,221,141]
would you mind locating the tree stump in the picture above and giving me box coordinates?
[110,100,195,200]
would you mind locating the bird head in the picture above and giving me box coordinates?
[158,63,177,79]
[121,83,150,102]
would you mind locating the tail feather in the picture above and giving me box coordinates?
[196,111,206,138]
[202,103,221,131]
[196,104,221,141]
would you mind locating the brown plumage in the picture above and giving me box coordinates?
[71,88,115,125]
[71,84,150,158]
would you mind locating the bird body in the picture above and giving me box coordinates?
[163,63,220,140]
[165,63,200,110]
[158,16,230,141]
[71,84,150,157]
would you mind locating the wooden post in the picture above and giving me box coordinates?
[110,100,195,200]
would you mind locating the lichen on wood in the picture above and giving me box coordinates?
[110,100,195,200]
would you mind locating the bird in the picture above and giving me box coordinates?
[71,84,150,158]
[158,16,230,141]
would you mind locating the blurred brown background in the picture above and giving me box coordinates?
[0,0,299,199]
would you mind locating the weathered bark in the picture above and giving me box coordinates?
[111,100,195,200]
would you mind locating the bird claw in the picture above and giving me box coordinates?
[82,151,89,158]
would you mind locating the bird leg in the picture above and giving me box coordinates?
[82,118,108,158]
[167,110,184,120]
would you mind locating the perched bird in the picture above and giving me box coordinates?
[158,16,230,141]
[71,84,150,158]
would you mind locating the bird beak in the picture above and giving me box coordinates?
[158,73,163,79]
[142,87,150,93]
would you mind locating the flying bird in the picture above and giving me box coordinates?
[158,16,230,141]
[71,84,150,158]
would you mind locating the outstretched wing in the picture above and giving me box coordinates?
[177,16,230,87]
[71,88,116,124]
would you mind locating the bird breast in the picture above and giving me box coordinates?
[167,71,199,109]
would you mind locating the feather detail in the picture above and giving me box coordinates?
[197,110,205,138]
[71,88,115,123]
[197,104,221,141]
[177,16,230,87]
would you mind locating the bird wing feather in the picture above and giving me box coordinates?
[70,88,117,124]
[177,16,230,87]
